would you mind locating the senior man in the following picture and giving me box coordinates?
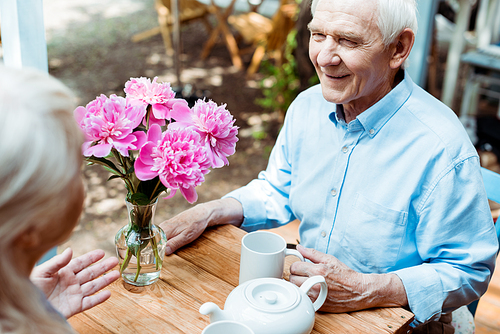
[160,0,498,331]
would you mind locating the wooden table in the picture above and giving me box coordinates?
[69,224,414,333]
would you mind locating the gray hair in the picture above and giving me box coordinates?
[0,65,82,333]
[310,0,418,46]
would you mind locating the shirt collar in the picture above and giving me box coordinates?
[328,70,413,137]
[329,104,345,125]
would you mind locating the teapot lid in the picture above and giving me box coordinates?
[244,278,301,313]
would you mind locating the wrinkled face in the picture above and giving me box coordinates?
[309,0,395,113]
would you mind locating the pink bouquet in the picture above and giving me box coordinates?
[74,77,239,205]
[75,77,238,282]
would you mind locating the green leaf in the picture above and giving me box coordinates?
[126,230,142,256]
[103,166,121,176]
[124,221,153,257]
[108,174,122,181]
[86,156,122,175]
[130,192,151,206]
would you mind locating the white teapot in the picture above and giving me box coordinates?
[199,276,328,334]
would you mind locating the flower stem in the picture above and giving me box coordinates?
[150,179,162,201]
[151,235,161,270]
[138,205,152,228]
[134,247,142,282]
[146,105,152,130]
[112,149,137,194]
[120,248,132,274]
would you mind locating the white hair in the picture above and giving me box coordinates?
[0,65,82,333]
[310,0,418,47]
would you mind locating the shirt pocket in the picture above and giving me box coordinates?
[340,193,408,272]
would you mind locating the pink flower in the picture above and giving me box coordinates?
[134,124,210,203]
[170,100,238,168]
[74,94,147,157]
[124,77,188,127]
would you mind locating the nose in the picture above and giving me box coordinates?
[316,37,341,67]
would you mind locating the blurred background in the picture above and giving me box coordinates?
[1,0,500,332]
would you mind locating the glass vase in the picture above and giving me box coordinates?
[115,199,167,286]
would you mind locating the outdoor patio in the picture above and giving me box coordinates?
[2,0,500,332]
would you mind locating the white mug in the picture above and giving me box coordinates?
[202,320,255,334]
[239,230,304,284]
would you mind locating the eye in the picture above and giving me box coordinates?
[340,38,357,47]
[311,32,326,42]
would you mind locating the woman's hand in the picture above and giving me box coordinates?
[30,248,120,318]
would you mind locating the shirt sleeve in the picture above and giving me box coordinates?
[393,157,498,324]
[222,103,297,232]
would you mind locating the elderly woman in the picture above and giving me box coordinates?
[0,65,119,333]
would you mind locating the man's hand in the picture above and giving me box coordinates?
[289,245,408,312]
[159,198,244,255]
[30,248,119,318]
[160,202,214,255]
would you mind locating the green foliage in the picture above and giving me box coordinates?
[263,145,273,157]
[255,29,301,115]
[87,156,121,175]
[252,130,268,140]
[129,192,151,206]
[86,148,168,206]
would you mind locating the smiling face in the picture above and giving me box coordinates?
[309,0,398,118]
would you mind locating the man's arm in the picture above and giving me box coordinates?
[394,158,498,323]
[159,197,243,255]
[290,245,408,312]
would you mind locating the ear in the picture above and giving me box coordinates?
[14,226,42,250]
[389,28,415,69]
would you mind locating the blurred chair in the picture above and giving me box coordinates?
[226,10,272,72]
[200,0,244,69]
[442,0,500,109]
[132,0,211,54]
[459,46,500,144]
[228,0,297,76]
[467,167,500,316]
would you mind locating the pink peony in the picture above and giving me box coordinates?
[170,100,238,168]
[74,94,147,158]
[124,77,188,127]
[134,124,210,203]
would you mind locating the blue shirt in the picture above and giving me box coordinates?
[225,71,498,324]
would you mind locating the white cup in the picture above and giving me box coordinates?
[202,320,254,334]
[239,230,304,284]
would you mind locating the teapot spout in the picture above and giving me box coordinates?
[199,302,228,323]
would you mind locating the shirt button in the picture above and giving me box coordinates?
[369,129,375,135]
[341,146,348,153]
[330,188,337,196]
[321,231,327,238]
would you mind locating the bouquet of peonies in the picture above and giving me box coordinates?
[74,77,238,283]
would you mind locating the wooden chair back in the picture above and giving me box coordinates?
[155,0,211,52]
[228,0,298,76]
